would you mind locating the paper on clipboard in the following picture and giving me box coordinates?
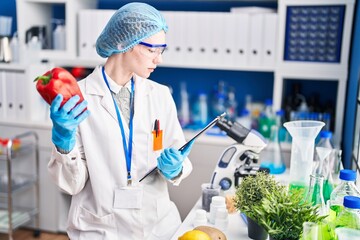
[139,112,226,182]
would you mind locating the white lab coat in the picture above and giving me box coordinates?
[48,66,193,240]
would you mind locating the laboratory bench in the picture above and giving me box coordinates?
[171,171,290,239]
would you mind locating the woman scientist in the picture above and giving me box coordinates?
[47,2,194,239]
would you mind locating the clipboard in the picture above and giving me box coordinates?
[139,112,226,182]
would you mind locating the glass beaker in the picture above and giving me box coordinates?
[302,222,318,240]
[284,120,324,193]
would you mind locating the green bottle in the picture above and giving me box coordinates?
[335,196,360,230]
[329,170,360,219]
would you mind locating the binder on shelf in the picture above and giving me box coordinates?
[0,71,6,120]
[197,12,212,66]
[171,12,186,66]
[223,14,237,68]
[161,11,176,63]
[208,12,224,67]
[5,71,16,121]
[78,10,92,59]
[233,13,250,67]
[183,12,200,66]
[14,72,29,120]
[248,13,264,66]
[27,64,51,122]
[262,13,278,67]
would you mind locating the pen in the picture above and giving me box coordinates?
[157,120,160,137]
[154,119,158,137]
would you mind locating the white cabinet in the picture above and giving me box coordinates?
[274,0,355,146]
[0,63,53,125]
[16,0,97,61]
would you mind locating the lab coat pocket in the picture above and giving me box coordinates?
[77,206,116,240]
[152,198,181,238]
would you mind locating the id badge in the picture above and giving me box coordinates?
[114,187,143,209]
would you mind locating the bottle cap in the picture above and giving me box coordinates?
[265,99,273,106]
[241,109,250,116]
[339,169,357,181]
[320,131,332,139]
[343,196,360,209]
[276,109,284,116]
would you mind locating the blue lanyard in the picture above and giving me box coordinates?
[101,66,134,186]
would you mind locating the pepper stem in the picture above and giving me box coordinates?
[34,74,52,85]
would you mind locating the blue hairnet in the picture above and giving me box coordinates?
[96,2,168,58]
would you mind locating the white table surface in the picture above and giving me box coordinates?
[170,198,251,240]
[170,171,290,240]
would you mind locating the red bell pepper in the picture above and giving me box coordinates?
[34,67,85,107]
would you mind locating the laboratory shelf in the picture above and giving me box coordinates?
[0,173,37,197]
[0,142,35,161]
[0,205,38,233]
[0,131,40,239]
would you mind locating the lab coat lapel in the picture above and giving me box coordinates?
[133,75,151,131]
[85,66,121,123]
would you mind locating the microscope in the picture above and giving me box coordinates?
[210,117,269,192]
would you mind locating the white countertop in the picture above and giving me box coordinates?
[171,198,251,240]
[170,171,290,240]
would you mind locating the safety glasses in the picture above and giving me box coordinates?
[138,41,167,58]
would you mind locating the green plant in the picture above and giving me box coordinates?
[253,188,326,240]
[234,171,285,221]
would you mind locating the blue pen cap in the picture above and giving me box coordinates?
[339,169,357,181]
[343,196,360,209]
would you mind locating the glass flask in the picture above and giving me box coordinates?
[260,125,286,174]
[305,174,327,216]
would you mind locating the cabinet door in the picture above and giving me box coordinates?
[353,76,360,184]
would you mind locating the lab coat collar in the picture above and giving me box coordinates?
[84,66,153,123]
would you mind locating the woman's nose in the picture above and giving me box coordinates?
[153,53,163,64]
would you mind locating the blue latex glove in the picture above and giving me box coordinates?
[157,140,194,179]
[50,94,90,152]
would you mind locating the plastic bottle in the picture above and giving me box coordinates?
[259,99,275,139]
[214,208,229,231]
[315,131,335,202]
[179,82,190,127]
[209,196,226,224]
[334,196,360,230]
[52,19,66,50]
[226,87,238,121]
[193,209,207,227]
[322,113,332,132]
[329,169,360,217]
[237,109,252,130]
[192,91,208,128]
[10,32,19,63]
[210,81,227,119]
